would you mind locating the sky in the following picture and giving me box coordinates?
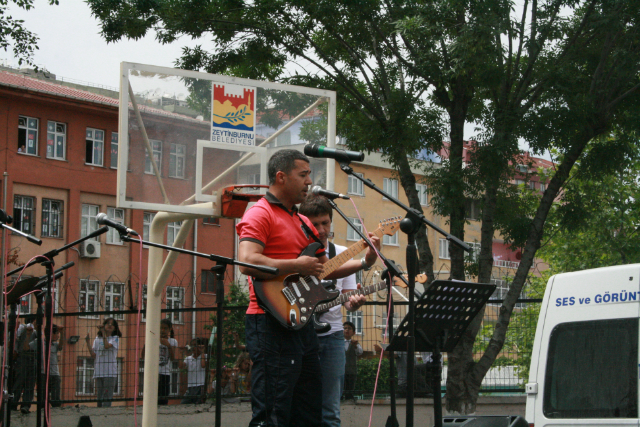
[3,1,209,89]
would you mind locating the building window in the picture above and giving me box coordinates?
[515,179,526,186]
[79,279,99,319]
[540,182,546,192]
[383,232,399,246]
[140,285,148,322]
[466,241,481,262]
[169,143,186,178]
[113,358,124,395]
[143,212,155,246]
[14,195,35,235]
[46,121,66,160]
[138,360,145,396]
[346,217,363,241]
[169,360,181,396]
[167,221,182,246]
[489,279,508,304]
[439,238,450,260]
[165,287,184,324]
[145,140,163,174]
[41,199,63,238]
[201,269,216,294]
[18,116,38,155]
[529,181,536,190]
[416,183,428,206]
[105,207,125,245]
[86,128,104,166]
[465,199,481,221]
[110,132,119,169]
[346,311,363,335]
[203,217,220,226]
[19,294,32,315]
[81,204,100,240]
[104,282,125,320]
[348,173,364,196]
[53,279,61,313]
[382,309,400,329]
[268,131,291,147]
[383,178,398,200]
[76,357,95,395]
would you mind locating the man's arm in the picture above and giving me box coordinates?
[238,241,324,279]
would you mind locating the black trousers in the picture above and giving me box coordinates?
[246,313,323,427]
[158,374,171,405]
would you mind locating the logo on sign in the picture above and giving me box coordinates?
[211,83,256,145]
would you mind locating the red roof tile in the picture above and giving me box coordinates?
[0,71,205,124]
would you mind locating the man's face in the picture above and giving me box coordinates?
[307,214,332,245]
[344,324,355,340]
[282,160,312,205]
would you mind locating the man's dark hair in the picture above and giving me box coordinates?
[299,195,333,220]
[268,149,309,185]
[343,321,356,330]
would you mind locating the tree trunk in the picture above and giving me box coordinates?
[395,150,436,283]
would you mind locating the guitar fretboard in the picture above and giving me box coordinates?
[315,281,388,314]
[317,227,385,280]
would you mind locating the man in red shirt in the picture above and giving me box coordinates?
[237,149,378,427]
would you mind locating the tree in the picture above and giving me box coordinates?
[540,136,640,271]
[0,0,58,67]
[87,0,640,413]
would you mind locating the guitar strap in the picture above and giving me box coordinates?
[299,215,325,252]
[328,242,336,260]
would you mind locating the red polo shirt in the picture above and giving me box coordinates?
[236,192,324,314]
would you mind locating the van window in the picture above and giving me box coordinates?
[543,318,638,418]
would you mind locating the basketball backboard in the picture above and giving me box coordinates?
[117,62,336,217]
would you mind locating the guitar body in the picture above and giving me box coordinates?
[254,243,340,330]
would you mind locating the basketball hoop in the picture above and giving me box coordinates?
[221,185,269,218]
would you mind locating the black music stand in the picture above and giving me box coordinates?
[387,280,496,427]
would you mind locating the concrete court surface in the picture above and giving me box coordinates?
[8,396,526,427]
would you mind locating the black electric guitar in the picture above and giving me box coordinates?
[312,273,427,333]
[253,217,401,330]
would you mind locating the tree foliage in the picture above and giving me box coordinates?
[540,135,640,271]
[0,0,58,67]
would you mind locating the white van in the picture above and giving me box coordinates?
[525,264,639,426]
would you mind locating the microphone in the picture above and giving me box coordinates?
[0,208,13,224]
[310,185,350,200]
[304,144,364,163]
[96,213,139,236]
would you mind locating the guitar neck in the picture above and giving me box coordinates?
[317,227,383,280]
[316,281,388,314]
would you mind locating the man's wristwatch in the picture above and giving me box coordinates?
[361,257,372,271]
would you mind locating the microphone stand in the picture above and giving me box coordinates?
[337,160,470,427]
[119,234,278,427]
[3,228,106,427]
[325,198,410,427]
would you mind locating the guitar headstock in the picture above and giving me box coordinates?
[392,273,428,288]
[379,216,402,236]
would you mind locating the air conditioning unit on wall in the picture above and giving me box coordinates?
[79,240,101,259]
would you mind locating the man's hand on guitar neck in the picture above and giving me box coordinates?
[345,284,366,312]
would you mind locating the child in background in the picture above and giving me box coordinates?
[30,324,64,407]
[228,352,252,395]
[180,338,208,404]
[142,318,177,405]
[86,317,121,407]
